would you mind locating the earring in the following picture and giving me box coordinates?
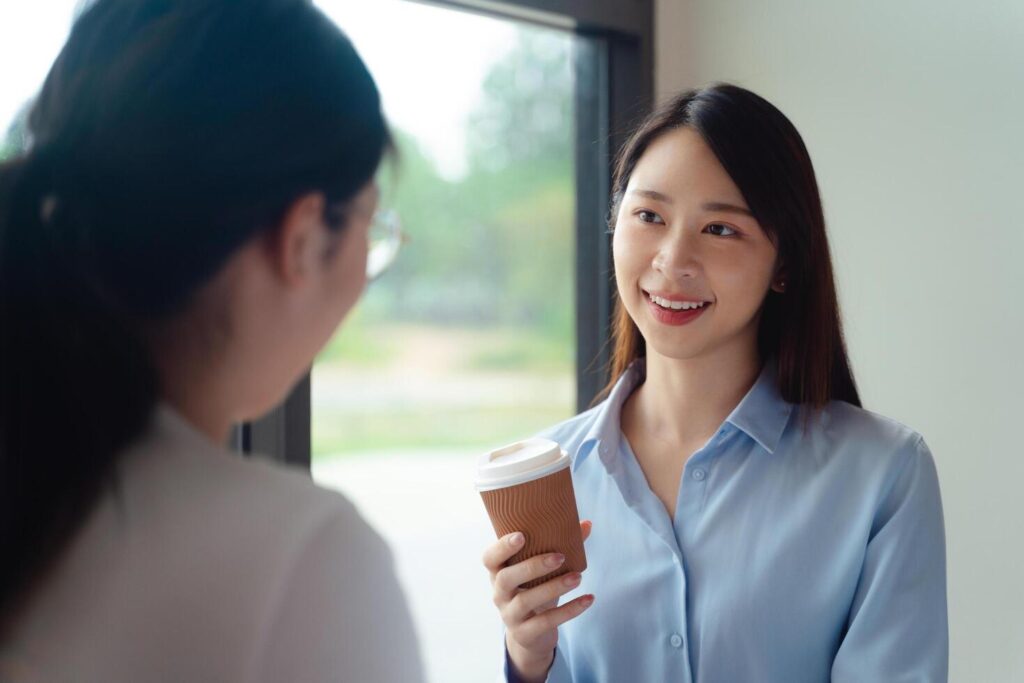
[776,280,787,292]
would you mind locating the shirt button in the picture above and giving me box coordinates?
[692,468,706,481]
[669,633,684,648]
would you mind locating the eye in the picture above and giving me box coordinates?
[705,223,738,237]
[635,210,665,225]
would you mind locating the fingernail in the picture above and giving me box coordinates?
[544,553,565,569]
[563,573,581,587]
[581,595,594,608]
[508,532,524,548]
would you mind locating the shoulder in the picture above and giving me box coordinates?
[816,400,928,455]
[118,419,380,581]
[801,400,937,494]
[254,471,424,681]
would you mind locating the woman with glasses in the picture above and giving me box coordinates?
[0,0,417,680]
[483,84,947,682]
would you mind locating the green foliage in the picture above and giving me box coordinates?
[316,308,394,366]
[312,402,572,456]
[368,27,575,349]
[312,27,581,459]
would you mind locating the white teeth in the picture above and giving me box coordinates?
[648,293,708,310]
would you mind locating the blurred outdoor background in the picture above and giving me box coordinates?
[308,3,578,680]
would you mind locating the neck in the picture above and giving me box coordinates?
[146,317,237,446]
[628,344,763,447]
[159,370,235,446]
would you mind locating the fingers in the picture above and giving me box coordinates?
[483,523,596,661]
[482,532,525,574]
[493,551,566,602]
[505,570,584,624]
[514,594,595,644]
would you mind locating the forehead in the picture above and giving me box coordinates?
[626,127,743,202]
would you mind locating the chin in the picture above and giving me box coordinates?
[237,378,296,424]
[644,340,713,362]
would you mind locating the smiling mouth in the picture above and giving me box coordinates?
[643,290,713,311]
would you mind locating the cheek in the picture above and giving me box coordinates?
[612,229,649,282]
[612,232,642,302]
[708,250,775,312]
[327,228,368,311]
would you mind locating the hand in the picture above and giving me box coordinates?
[482,520,594,683]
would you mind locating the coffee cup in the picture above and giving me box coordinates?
[476,438,587,589]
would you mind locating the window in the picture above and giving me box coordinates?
[310,3,578,679]
[297,3,652,681]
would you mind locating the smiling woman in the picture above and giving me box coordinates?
[486,84,947,683]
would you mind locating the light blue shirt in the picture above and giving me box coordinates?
[506,358,947,682]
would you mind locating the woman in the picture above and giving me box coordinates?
[483,84,947,682]
[0,0,423,680]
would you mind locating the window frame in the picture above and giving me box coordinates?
[243,0,653,465]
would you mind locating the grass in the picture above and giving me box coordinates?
[311,322,576,459]
[312,403,573,458]
[463,329,572,373]
[315,312,396,366]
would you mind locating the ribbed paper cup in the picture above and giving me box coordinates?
[476,438,587,589]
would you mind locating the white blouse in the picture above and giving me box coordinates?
[1,406,424,682]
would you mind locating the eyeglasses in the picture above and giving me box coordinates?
[366,208,406,281]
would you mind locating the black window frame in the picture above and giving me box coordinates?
[239,0,653,466]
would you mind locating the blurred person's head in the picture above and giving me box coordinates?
[603,83,859,410]
[0,0,390,622]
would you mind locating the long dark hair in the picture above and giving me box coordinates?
[600,83,860,410]
[0,0,390,623]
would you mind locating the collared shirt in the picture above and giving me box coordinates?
[507,358,947,683]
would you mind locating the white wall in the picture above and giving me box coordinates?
[654,1,1024,680]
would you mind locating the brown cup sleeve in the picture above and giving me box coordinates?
[480,467,587,589]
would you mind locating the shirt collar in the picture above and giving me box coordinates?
[576,356,794,469]
[576,359,645,471]
[724,357,794,455]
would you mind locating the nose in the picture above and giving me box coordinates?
[652,229,700,280]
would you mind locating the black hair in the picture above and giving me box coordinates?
[0,0,390,624]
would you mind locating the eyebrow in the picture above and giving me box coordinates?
[628,189,753,217]
[702,201,754,217]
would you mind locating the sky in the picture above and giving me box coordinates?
[0,0,521,179]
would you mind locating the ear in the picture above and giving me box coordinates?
[770,264,789,294]
[266,192,327,287]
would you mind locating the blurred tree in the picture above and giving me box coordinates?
[335,27,575,344]
[466,29,573,174]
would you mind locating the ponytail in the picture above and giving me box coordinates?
[0,152,156,627]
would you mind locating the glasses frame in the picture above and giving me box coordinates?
[366,208,406,282]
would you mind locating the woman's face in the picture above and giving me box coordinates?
[612,127,781,364]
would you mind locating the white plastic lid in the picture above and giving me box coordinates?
[474,437,569,491]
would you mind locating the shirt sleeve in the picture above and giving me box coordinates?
[503,644,573,683]
[257,502,426,683]
[831,435,948,682]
